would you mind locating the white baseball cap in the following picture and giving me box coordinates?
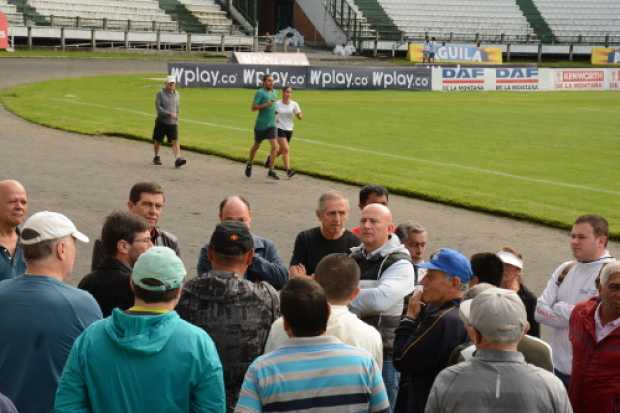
[496,250,523,270]
[166,75,176,84]
[20,211,89,245]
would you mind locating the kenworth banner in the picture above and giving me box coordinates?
[408,43,502,64]
[169,63,432,90]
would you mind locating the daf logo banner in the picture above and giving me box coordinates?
[168,63,432,91]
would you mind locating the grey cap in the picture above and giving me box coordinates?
[460,287,528,343]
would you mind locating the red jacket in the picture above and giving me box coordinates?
[569,297,620,413]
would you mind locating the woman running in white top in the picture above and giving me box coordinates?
[272,86,303,177]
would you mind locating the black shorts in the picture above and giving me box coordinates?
[254,127,276,142]
[153,119,178,143]
[277,129,293,142]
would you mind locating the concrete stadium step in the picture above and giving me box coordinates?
[352,0,401,40]
[533,0,620,39]
[27,0,164,10]
[32,9,173,21]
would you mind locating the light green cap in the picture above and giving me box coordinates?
[131,246,186,291]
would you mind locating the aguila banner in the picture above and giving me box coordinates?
[408,43,502,64]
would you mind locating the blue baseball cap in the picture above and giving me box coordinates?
[418,248,473,283]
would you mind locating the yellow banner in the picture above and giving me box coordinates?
[408,43,502,64]
[591,48,620,65]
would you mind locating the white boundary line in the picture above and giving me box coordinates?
[50,97,620,197]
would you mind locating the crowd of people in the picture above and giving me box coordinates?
[0,177,618,413]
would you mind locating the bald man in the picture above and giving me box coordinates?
[0,180,28,281]
[196,195,288,289]
[350,203,416,410]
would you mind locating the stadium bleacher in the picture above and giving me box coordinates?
[2,0,239,34]
[174,0,234,33]
[0,0,24,25]
[532,0,620,42]
[351,0,620,44]
[368,0,534,41]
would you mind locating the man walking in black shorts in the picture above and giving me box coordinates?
[153,75,186,168]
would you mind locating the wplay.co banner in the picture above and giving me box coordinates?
[168,63,431,91]
[408,43,502,64]
[591,48,620,65]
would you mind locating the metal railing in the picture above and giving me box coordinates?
[322,0,378,46]
[401,31,620,46]
[23,13,181,32]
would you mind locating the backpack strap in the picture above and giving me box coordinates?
[555,261,577,287]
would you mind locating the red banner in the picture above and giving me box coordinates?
[0,12,8,50]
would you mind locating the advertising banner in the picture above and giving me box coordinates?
[408,43,502,64]
[306,66,430,90]
[552,69,607,91]
[438,67,492,91]
[169,63,431,91]
[232,52,310,66]
[591,48,620,65]
[0,12,9,50]
[495,68,542,91]
[609,69,620,90]
[434,67,553,92]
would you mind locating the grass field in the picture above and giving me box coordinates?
[1,74,619,236]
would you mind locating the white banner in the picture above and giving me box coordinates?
[232,52,310,66]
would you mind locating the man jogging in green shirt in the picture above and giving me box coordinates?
[245,74,279,180]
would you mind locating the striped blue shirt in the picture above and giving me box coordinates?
[235,335,389,413]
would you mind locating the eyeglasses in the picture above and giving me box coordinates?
[132,237,153,245]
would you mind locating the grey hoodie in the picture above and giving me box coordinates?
[350,235,416,318]
[155,88,180,125]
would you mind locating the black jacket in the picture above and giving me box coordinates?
[78,256,134,317]
[393,299,468,413]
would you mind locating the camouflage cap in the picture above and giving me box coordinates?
[210,221,254,256]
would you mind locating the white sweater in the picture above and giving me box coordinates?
[263,305,384,369]
[535,252,615,374]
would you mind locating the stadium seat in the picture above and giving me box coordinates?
[532,0,620,42]
[0,0,25,26]
[355,0,535,41]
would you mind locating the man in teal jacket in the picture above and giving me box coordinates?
[54,247,226,413]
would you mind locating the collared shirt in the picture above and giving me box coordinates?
[264,304,383,368]
[236,335,389,413]
[425,349,572,413]
[594,303,620,343]
[197,234,288,290]
[0,228,26,282]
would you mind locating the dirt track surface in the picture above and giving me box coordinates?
[1,58,618,294]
